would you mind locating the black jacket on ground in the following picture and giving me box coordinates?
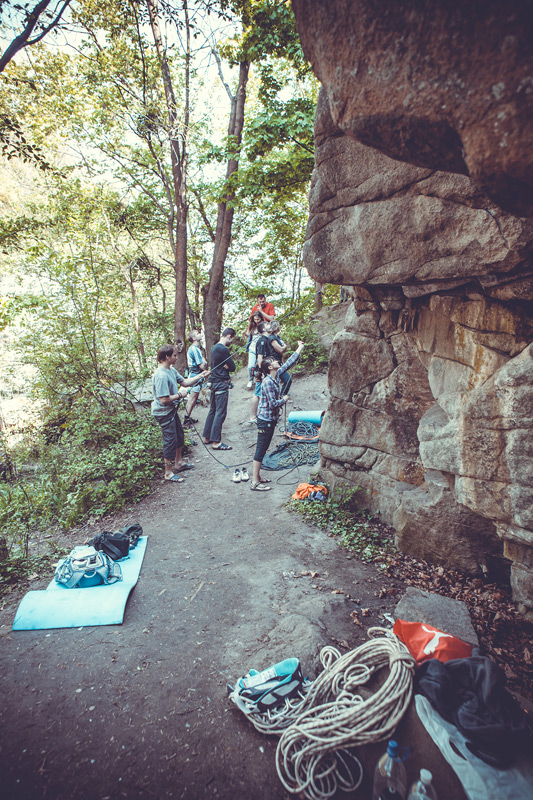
[415,656,531,768]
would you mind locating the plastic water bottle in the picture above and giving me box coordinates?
[372,740,407,800]
[407,769,438,800]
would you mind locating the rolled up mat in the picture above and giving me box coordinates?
[287,409,325,425]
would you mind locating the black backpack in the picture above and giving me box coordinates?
[88,524,142,561]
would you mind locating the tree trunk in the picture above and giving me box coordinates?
[202,59,249,354]
[128,265,147,368]
[146,0,190,371]
[314,281,323,312]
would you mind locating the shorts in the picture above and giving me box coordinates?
[254,381,262,397]
[188,375,204,394]
[154,410,185,460]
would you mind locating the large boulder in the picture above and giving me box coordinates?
[292,2,533,614]
[292,0,533,216]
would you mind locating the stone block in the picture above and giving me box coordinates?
[394,587,479,647]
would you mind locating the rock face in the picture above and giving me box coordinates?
[292,0,533,217]
[291,1,533,615]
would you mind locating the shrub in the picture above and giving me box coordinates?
[287,484,392,562]
[281,318,328,373]
[0,397,163,580]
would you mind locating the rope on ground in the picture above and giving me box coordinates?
[185,419,253,469]
[230,628,416,800]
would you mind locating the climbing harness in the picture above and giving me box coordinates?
[282,420,320,443]
[229,628,416,800]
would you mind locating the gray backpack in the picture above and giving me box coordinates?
[54,545,123,589]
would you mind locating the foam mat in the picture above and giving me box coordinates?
[12,537,148,631]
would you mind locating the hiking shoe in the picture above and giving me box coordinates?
[241,468,249,481]
[233,469,241,483]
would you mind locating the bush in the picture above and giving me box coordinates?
[281,318,328,373]
[0,397,163,574]
[287,484,392,562]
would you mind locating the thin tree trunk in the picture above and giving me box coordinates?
[202,59,249,353]
[128,265,147,367]
[314,280,323,312]
[146,0,189,370]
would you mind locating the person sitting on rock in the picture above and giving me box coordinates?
[152,344,210,481]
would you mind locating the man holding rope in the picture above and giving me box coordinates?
[151,344,210,482]
[202,328,236,450]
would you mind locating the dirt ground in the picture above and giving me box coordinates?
[0,364,500,799]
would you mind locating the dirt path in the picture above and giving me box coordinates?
[0,367,464,799]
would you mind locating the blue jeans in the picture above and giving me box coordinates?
[203,385,229,443]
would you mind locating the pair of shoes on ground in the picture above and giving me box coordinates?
[233,468,249,483]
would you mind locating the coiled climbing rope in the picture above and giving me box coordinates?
[231,628,416,800]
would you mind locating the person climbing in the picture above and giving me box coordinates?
[151,344,210,481]
[250,340,305,492]
[251,293,275,322]
[202,328,236,450]
[249,320,270,423]
[184,329,207,424]
[245,310,265,389]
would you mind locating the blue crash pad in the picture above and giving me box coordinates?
[287,409,325,425]
[12,536,148,631]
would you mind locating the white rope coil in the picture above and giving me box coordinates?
[230,628,416,800]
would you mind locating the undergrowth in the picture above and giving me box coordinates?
[287,484,394,562]
[0,397,164,592]
[282,318,329,373]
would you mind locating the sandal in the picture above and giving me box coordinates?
[259,477,271,483]
[250,481,271,492]
[174,463,195,472]
[165,474,185,482]
[212,443,232,450]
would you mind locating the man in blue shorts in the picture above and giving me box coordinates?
[184,330,207,425]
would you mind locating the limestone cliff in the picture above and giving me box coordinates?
[292,1,533,615]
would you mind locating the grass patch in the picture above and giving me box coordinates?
[287,484,395,562]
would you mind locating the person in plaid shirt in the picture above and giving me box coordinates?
[250,340,305,492]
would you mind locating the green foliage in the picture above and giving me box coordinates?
[287,485,393,563]
[281,317,328,373]
[0,398,162,576]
